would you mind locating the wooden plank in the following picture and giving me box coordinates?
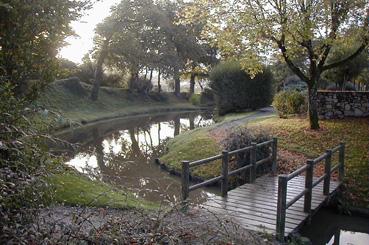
[207,195,307,218]
[230,187,325,206]
[207,195,308,218]
[203,200,303,225]
[203,202,301,229]
[201,204,293,234]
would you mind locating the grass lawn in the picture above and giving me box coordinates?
[37,79,199,128]
[49,171,157,210]
[248,117,369,208]
[161,112,368,208]
[160,111,256,179]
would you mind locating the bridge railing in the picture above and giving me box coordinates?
[181,138,278,200]
[276,142,345,241]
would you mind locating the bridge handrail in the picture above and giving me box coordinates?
[276,142,345,241]
[180,138,278,200]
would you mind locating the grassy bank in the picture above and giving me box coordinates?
[160,111,256,178]
[161,113,369,208]
[248,117,369,208]
[38,79,199,128]
[49,170,157,210]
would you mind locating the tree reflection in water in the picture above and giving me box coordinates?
[59,111,218,203]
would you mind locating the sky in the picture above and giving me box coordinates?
[58,0,120,64]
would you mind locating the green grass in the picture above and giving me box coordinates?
[248,116,369,208]
[49,171,157,210]
[37,80,198,127]
[161,128,222,179]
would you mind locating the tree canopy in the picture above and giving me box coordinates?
[90,0,215,100]
[183,0,369,129]
[0,0,91,96]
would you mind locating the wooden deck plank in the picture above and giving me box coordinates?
[202,175,340,237]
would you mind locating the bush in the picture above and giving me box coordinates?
[130,77,153,94]
[200,88,215,106]
[209,61,273,115]
[189,94,201,106]
[272,90,306,117]
[222,128,272,184]
[325,82,357,91]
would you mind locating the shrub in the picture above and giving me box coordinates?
[200,88,215,106]
[222,128,272,184]
[189,94,201,106]
[325,82,357,91]
[272,90,306,117]
[209,61,273,115]
[130,77,153,94]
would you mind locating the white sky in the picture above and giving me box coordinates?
[58,0,120,64]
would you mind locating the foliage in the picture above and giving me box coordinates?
[273,90,307,118]
[91,0,215,98]
[38,80,196,127]
[322,46,369,90]
[222,128,271,175]
[200,88,215,106]
[183,0,369,129]
[0,0,90,95]
[209,61,273,115]
[325,82,357,91]
[249,117,369,208]
[0,82,59,243]
[129,77,153,95]
[189,94,201,106]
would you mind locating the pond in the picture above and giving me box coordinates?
[300,208,369,245]
[53,111,220,204]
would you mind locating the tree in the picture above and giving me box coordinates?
[184,0,369,129]
[0,0,90,96]
[323,46,369,90]
[90,0,210,99]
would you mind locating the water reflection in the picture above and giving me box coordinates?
[55,111,219,204]
[300,208,369,245]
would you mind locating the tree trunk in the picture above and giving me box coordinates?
[190,71,195,95]
[174,67,180,96]
[90,40,109,101]
[149,69,153,82]
[308,86,320,130]
[157,69,161,93]
[174,116,180,136]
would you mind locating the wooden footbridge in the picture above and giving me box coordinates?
[180,138,345,241]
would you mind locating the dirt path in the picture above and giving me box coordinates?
[209,107,276,142]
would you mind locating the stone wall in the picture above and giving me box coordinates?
[317,91,369,119]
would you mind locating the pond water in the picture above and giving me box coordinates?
[54,111,220,204]
[300,208,369,245]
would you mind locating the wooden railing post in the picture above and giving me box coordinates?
[272,137,278,174]
[276,175,288,242]
[339,142,345,182]
[324,150,332,195]
[221,150,229,197]
[181,161,190,201]
[304,160,314,213]
[250,142,257,183]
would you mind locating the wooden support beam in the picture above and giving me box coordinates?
[276,175,288,241]
[181,161,190,201]
[304,160,314,213]
[221,150,229,197]
[324,150,332,195]
[272,137,278,174]
[339,142,345,182]
[250,143,257,183]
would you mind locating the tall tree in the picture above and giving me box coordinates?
[0,0,90,96]
[184,0,369,129]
